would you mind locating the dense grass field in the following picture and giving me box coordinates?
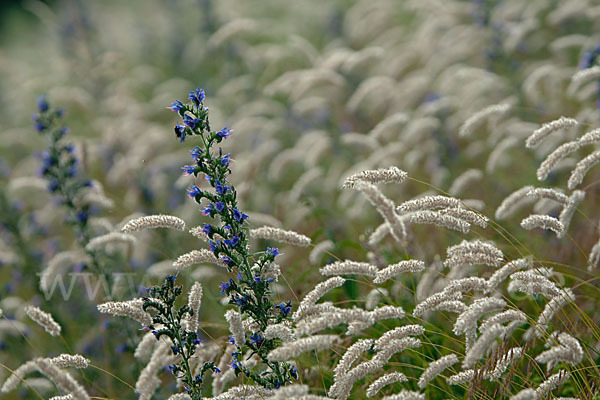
[1,0,600,399]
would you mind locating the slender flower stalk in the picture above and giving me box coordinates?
[143,277,219,400]
[149,88,297,392]
[31,96,108,276]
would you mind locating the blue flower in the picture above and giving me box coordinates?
[290,366,298,379]
[187,185,202,198]
[209,240,220,252]
[232,207,249,222]
[202,223,212,236]
[190,146,202,160]
[169,99,184,112]
[224,235,239,248]
[275,301,292,317]
[254,276,262,284]
[221,153,231,166]
[217,127,231,139]
[48,180,60,192]
[183,115,201,130]
[249,333,264,347]
[166,275,177,284]
[219,280,231,295]
[58,126,69,137]
[215,182,229,195]
[221,256,233,265]
[182,165,196,176]
[33,119,46,132]
[214,367,221,373]
[115,344,129,353]
[581,50,595,69]
[230,359,240,371]
[266,247,279,257]
[228,335,235,344]
[233,294,249,307]
[201,203,213,216]
[174,124,187,142]
[65,164,77,177]
[170,345,179,355]
[37,95,49,112]
[215,201,225,212]
[189,88,206,105]
[76,210,88,224]
[193,339,202,345]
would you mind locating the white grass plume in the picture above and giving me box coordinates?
[397,195,462,214]
[367,372,408,397]
[267,335,340,362]
[537,141,580,181]
[373,260,425,284]
[558,190,585,236]
[320,260,378,278]
[525,116,579,148]
[479,309,527,334]
[448,169,484,196]
[535,332,583,371]
[495,186,536,220]
[569,66,600,93]
[438,207,488,228]
[309,240,334,264]
[120,214,186,233]
[173,250,223,270]
[24,306,61,336]
[85,232,136,251]
[578,127,600,145]
[250,226,311,247]
[402,210,470,234]
[354,181,407,244]
[490,347,523,379]
[487,258,530,292]
[294,277,345,321]
[527,188,570,204]
[374,324,425,350]
[463,324,506,368]
[97,298,152,327]
[453,297,506,337]
[333,339,373,380]
[459,103,511,137]
[342,166,407,188]
[568,150,600,189]
[418,353,459,389]
[35,358,90,400]
[184,282,202,332]
[520,214,564,235]
[224,310,244,347]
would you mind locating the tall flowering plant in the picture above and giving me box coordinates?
[31,95,107,275]
[144,88,296,397]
